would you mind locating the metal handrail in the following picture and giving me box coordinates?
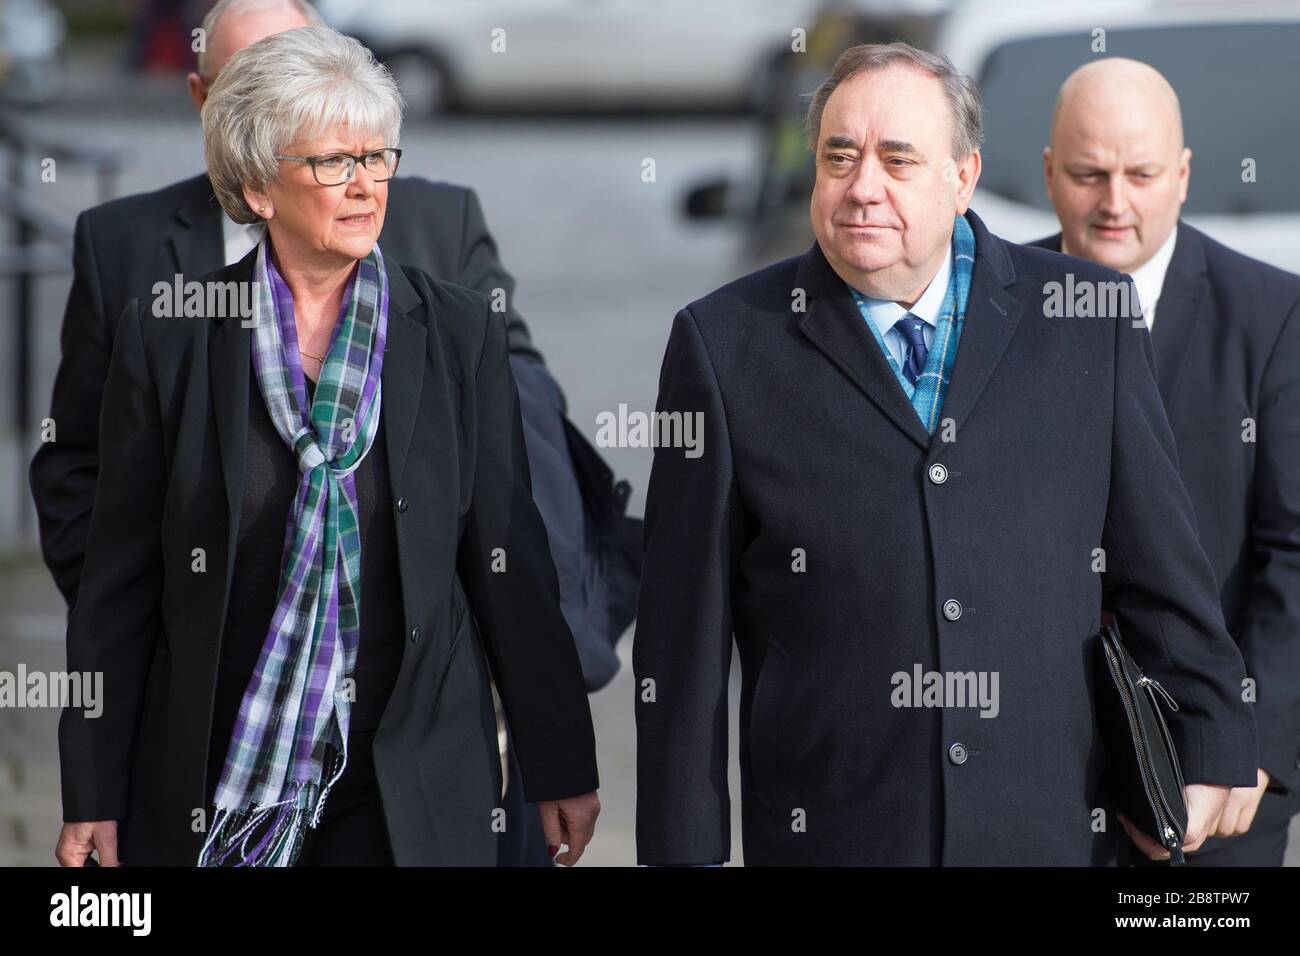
[0,183,75,243]
[0,112,121,167]
[1,109,122,531]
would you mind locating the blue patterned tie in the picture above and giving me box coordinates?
[892,314,928,387]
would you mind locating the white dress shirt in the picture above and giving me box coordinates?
[1127,226,1179,331]
[222,213,265,267]
[851,247,952,370]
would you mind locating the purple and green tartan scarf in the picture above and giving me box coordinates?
[198,236,388,867]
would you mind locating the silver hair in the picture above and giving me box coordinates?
[805,42,983,159]
[202,26,404,224]
[196,0,325,82]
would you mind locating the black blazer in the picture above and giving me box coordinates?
[57,248,599,865]
[1033,223,1300,795]
[30,171,640,690]
[634,209,1258,866]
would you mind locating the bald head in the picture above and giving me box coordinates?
[188,0,322,111]
[1051,58,1184,152]
[1043,57,1190,273]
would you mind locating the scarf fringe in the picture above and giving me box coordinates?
[198,747,348,867]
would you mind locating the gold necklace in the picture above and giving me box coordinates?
[300,349,325,363]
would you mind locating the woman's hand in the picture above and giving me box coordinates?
[537,791,600,866]
[56,820,120,866]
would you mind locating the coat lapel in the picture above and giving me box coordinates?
[1025,226,1209,411]
[170,174,225,279]
[931,211,1023,448]
[795,210,1022,452]
[209,255,254,606]
[1148,222,1209,410]
[796,243,932,450]
[379,261,427,491]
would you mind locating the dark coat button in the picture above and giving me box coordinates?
[397,496,409,513]
[943,599,963,621]
[410,626,422,644]
[929,463,948,484]
[949,743,968,765]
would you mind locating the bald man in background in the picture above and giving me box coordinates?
[1033,58,1300,866]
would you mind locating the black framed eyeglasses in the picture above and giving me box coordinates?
[274,147,403,185]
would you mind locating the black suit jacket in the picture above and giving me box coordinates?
[56,248,599,865]
[30,172,640,690]
[634,209,1258,866]
[1033,223,1300,795]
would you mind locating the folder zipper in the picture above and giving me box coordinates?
[1104,639,1184,863]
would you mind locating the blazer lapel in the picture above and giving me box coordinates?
[1148,223,1209,410]
[930,211,1023,450]
[796,243,932,450]
[380,261,427,492]
[170,174,225,278]
[209,255,253,607]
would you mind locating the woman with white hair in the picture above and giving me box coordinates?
[54,26,600,867]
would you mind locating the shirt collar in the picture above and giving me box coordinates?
[848,242,952,343]
[221,211,265,244]
[220,212,266,268]
[222,211,263,234]
[1127,225,1179,319]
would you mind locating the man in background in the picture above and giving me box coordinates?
[1036,57,1300,865]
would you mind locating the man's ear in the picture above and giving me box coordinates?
[241,183,272,221]
[954,149,982,215]
[186,72,207,112]
[1042,146,1055,204]
[1178,146,1192,204]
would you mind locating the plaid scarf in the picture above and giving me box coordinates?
[198,236,388,867]
[850,213,975,434]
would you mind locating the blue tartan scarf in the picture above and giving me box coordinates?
[850,213,975,434]
[198,236,388,867]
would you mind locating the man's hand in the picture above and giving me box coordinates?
[536,791,600,866]
[1120,783,1229,860]
[1213,768,1270,837]
[56,821,120,866]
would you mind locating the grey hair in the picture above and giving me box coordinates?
[196,0,325,82]
[805,42,983,160]
[203,26,404,224]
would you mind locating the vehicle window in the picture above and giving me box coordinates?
[975,23,1300,215]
